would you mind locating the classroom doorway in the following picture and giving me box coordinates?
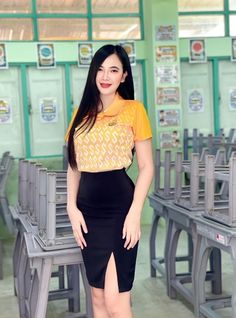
[218,60,236,135]
[27,66,67,156]
[180,61,214,135]
[0,67,25,157]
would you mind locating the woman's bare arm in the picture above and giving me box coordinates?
[67,164,88,248]
[123,138,154,249]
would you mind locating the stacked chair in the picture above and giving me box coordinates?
[149,149,223,304]
[11,159,93,318]
[149,128,236,318]
[0,151,14,280]
[193,155,236,318]
[183,128,236,161]
[0,151,14,234]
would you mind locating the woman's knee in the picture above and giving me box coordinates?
[105,291,132,317]
[91,287,106,309]
[104,293,120,316]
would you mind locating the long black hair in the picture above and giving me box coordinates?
[67,44,135,169]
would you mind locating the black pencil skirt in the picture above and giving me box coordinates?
[77,168,138,292]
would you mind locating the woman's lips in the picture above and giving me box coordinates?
[100,83,112,88]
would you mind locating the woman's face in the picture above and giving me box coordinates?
[96,53,127,97]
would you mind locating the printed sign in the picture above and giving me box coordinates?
[0,43,8,69]
[78,43,93,66]
[156,87,179,105]
[0,98,12,124]
[231,38,236,62]
[189,39,207,63]
[229,88,236,110]
[160,130,180,148]
[158,109,180,127]
[156,65,178,85]
[119,41,136,66]
[37,43,56,69]
[39,97,58,123]
[155,25,176,41]
[187,89,204,112]
[156,45,177,63]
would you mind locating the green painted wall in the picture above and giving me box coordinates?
[143,0,157,147]
[150,0,181,139]
[141,0,180,223]
[143,0,180,145]
[5,41,147,63]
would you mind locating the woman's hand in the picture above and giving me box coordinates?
[122,207,141,250]
[67,206,88,249]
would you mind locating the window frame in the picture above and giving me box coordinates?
[178,0,236,38]
[0,0,144,42]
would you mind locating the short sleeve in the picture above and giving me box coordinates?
[133,102,152,141]
[64,108,78,142]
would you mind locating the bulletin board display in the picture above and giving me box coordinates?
[155,24,181,149]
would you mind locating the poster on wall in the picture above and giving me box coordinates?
[155,25,176,41]
[0,43,8,69]
[189,39,207,63]
[78,43,93,67]
[39,97,58,123]
[156,45,177,63]
[159,130,180,148]
[231,38,236,62]
[187,89,204,112]
[229,88,236,110]
[0,98,12,124]
[158,109,180,127]
[156,65,178,84]
[156,87,179,105]
[37,43,56,69]
[119,41,136,66]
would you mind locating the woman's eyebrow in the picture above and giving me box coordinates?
[109,66,120,70]
[100,65,120,69]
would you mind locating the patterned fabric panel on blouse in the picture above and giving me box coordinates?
[67,94,152,172]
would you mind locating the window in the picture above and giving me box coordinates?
[92,17,140,40]
[92,0,139,14]
[178,0,224,12]
[229,0,236,10]
[179,15,225,38]
[178,0,236,38]
[230,15,236,36]
[0,0,142,41]
[38,19,88,41]
[0,0,32,13]
[0,19,33,41]
[37,0,87,13]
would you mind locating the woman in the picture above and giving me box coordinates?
[66,44,153,318]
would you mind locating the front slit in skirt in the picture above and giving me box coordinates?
[76,168,138,293]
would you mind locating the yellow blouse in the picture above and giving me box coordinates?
[66,94,152,172]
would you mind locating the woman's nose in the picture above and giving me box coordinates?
[101,70,109,80]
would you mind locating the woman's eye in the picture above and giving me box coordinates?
[111,69,118,73]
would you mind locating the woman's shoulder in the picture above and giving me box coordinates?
[123,100,147,118]
[123,99,144,110]
[119,100,147,123]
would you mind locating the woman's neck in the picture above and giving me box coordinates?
[100,93,116,111]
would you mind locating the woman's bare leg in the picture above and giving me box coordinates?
[104,253,133,318]
[91,287,110,318]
